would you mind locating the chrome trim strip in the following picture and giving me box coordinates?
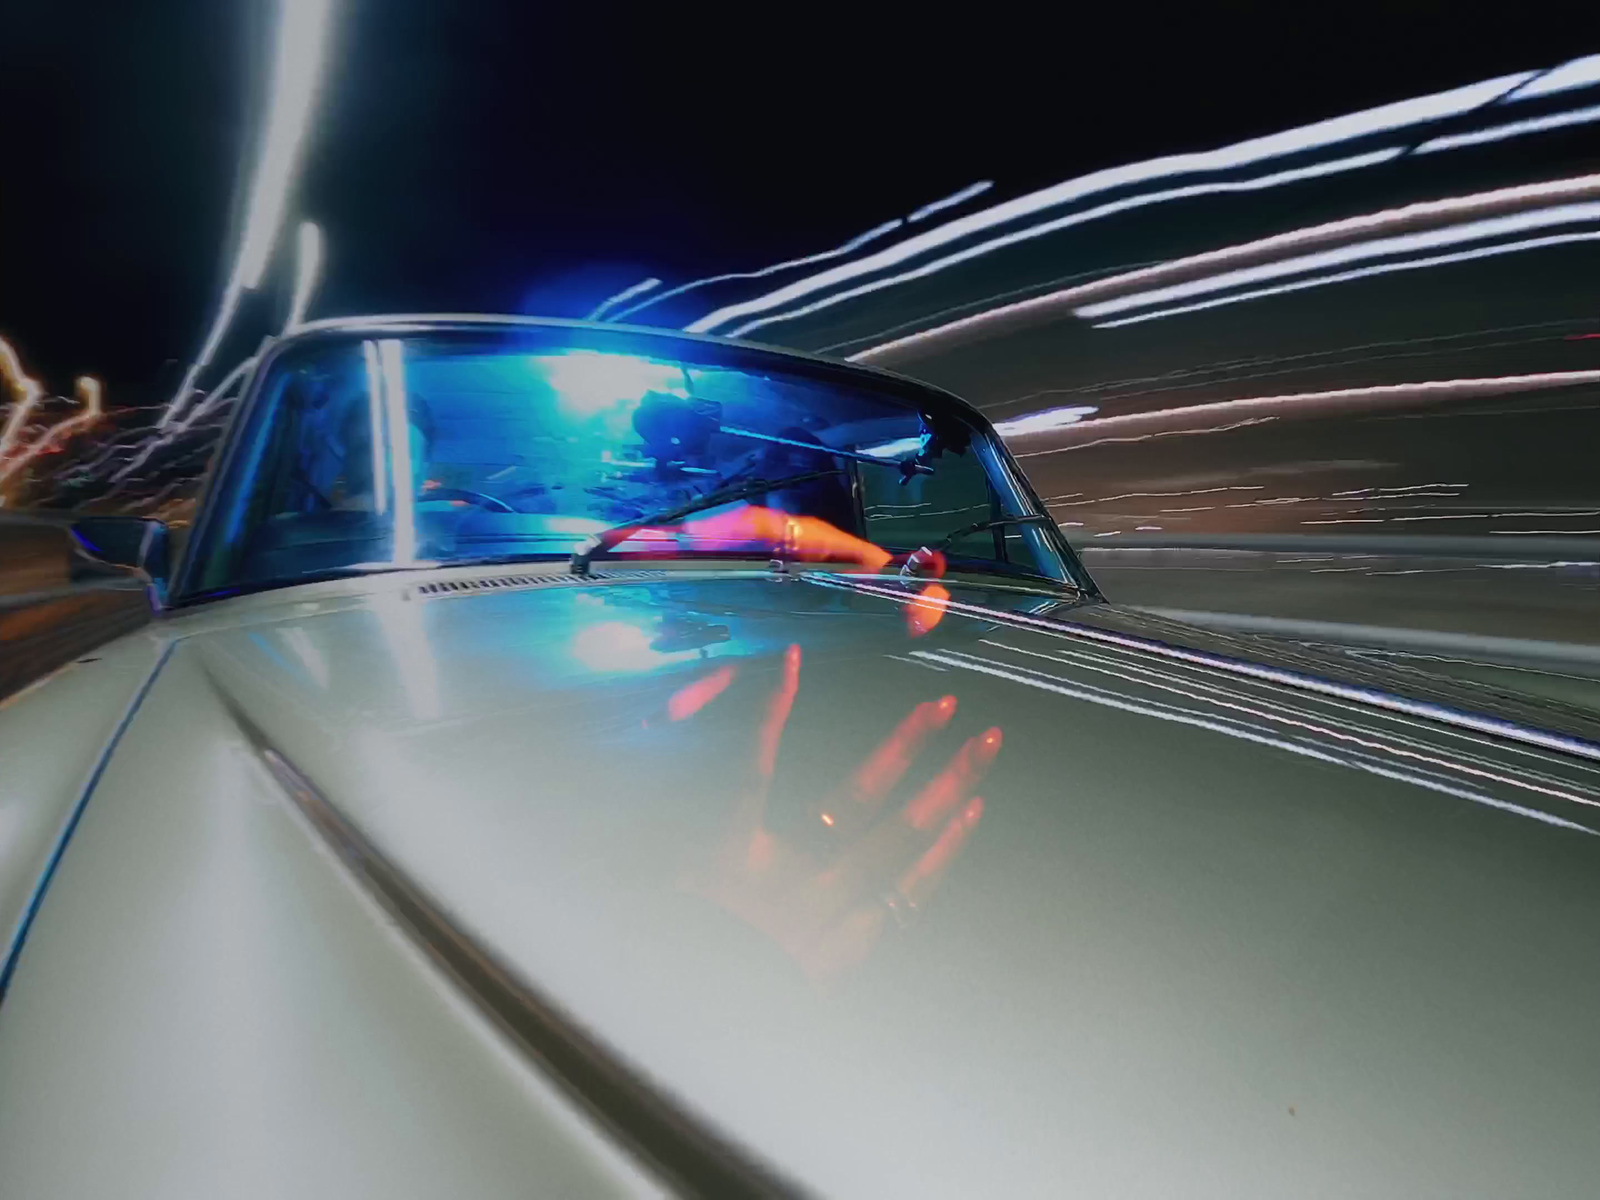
[215,690,801,1199]
[807,573,1600,764]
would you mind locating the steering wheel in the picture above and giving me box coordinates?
[425,486,517,513]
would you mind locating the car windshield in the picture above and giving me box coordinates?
[184,328,1075,596]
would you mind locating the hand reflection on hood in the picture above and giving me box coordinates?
[672,643,1002,981]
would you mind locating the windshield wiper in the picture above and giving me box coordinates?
[570,467,848,576]
[928,513,1055,550]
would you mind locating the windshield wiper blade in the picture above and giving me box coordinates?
[569,467,847,576]
[718,425,932,478]
[929,513,1055,551]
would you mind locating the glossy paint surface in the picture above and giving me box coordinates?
[0,629,167,970]
[5,565,1598,1196]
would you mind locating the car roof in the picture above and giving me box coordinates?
[268,313,988,424]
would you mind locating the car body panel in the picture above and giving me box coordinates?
[0,642,660,1199]
[7,315,1600,1196]
[5,568,1598,1197]
[0,629,169,970]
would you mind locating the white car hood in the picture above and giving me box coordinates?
[6,571,1600,1198]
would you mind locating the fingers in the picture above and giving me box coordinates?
[666,664,737,721]
[818,726,1002,903]
[906,582,951,636]
[896,796,985,909]
[785,515,890,572]
[719,644,802,852]
[844,695,958,810]
[684,504,787,548]
[903,727,1002,830]
[756,644,802,780]
[683,505,891,571]
[802,794,986,980]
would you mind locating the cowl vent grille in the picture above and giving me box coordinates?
[413,569,669,598]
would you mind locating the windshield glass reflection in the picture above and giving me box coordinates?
[188,331,1070,595]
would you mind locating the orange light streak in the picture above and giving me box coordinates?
[898,795,985,905]
[906,582,951,636]
[685,505,892,571]
[0,337,105,489]
[848,694,958,805]
[904,727,1003,830]
[667,664,737,721]
[756,644,802,779]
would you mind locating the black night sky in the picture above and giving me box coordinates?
[3,1,1590,406]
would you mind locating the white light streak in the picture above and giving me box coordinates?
[1050,486,1261,508]
[379,339,414,562]
[908,181,994,222]
[607,219,906,323]
[989,636,1600,813]
[860,435,923,457]
[854,171,1600,359]
[719,149,1407,340]
[362,340,387,517]
[685,70,1535,336]
[1418,102,1600,154]
[1505,53,1600,101]
[586,277,660,320]
[805,573,1600,763]
[917,649,1592,833]
[239,0,334,289]
[991,405,1099,436]
[1077,201,1600,320]
[372,590,441,720]
[174,356,257,432]
[163,0,334,428]
[1015,416,1278,456]
[285,220,324,331]
[1088,228,1600,328]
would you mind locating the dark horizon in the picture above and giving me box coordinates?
[5,2,1594,404]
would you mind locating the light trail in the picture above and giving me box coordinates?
[661,52,1600,353]
[854,172,1600,358]
[908,180,994,223]
[596,179,999,325]
[1417,102,1600,154]
[683,69,1538,336]
[1087,229,1600,329]
[1005,368,1600,460]
[722,148,1409,341]
[1075,200,1600,321]
[601,218,908,324]
[586,277,661,321]
[163,0,335,429]
[284,220,324,332]
[0,338,105,495]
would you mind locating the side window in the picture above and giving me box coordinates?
[859,442,1057,579]
[860,452,995,553]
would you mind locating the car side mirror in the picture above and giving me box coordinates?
[69,516,170,595]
